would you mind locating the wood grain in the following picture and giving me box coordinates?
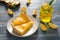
[0,0,60,40]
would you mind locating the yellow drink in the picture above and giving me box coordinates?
[40,3,53,22]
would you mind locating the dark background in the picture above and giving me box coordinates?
[0,0,60,40]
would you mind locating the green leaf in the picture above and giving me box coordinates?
[49,0,54,6]
[12,4,16,8]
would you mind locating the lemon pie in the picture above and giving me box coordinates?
[12,21,33,36]
[12,12,30,26]
[11,13,33,36]
[5,0,20,8]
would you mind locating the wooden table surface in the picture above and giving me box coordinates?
[0,0,60,40]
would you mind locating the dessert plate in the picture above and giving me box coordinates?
[7,16,39,37]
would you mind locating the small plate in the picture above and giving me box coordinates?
[7,16,39,37]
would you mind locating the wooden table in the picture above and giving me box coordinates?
[0,0,60,40]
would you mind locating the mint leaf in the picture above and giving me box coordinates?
[49,0,54,6]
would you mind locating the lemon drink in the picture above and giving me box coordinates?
[40,3,53,23]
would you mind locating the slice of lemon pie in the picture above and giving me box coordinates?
[12,21,33,36]
[11,13,33,36]
[12,12,30,26]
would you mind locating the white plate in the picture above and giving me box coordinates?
[7,16,39,37]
